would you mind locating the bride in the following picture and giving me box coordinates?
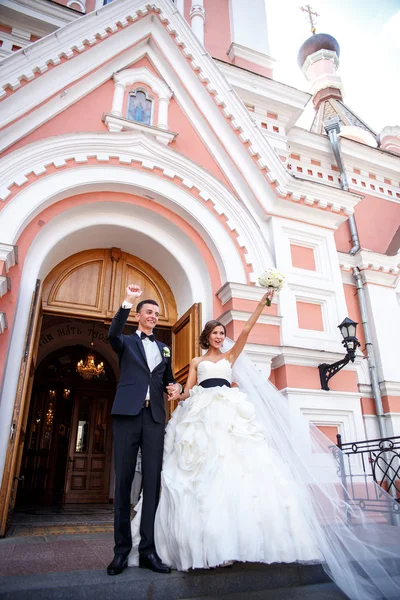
[129,292,400,600]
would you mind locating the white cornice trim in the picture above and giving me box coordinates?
[218,309,282,327]
[217,281,278,305]
[301,49,340,75]
[0,276,9,298]
[227,43,276,71]
[338,250,400,287]
[0,0,80,29]
[103,114,177,144]
[0,312,7,335]
[380,381,400,397]
[280,387,361,399]
[114,66,172,99]
[271,345,364,370]
[0,242,17,271]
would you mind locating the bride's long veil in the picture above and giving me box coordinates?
[226,340,400,600]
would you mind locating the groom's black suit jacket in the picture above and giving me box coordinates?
[109,307,175,424]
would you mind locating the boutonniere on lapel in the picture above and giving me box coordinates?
[162,347,171,358]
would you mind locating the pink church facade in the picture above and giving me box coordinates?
[0,0,399,524]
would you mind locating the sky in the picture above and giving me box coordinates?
[265,0,400,133]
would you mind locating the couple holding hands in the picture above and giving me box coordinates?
[107,283,318,576]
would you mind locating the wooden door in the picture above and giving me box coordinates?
[64,390,112,503]
[171,303,202,416]
[42,248,177,326]
[0,280,42,536]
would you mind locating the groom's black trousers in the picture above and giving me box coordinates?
[112,408,165,557]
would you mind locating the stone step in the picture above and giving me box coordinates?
[0,562,334,600]
[185,582,347,600]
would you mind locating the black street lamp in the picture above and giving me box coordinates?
[319,317,360,391]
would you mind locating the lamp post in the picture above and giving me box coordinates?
[319,318,360,391]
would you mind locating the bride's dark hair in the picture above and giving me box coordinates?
[199,320,226,349]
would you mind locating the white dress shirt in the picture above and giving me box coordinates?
[122,299,161,400]
[121,301,180,399]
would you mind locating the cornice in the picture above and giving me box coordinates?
[216,61,310,112]
[271,345,364,370]
[338,250,400,287]
[380,381,400,397]
[227,43,276,71]
[217,281,278,305]
[0,0,79,30]
[103,114,178,144]
[218,309,282,327]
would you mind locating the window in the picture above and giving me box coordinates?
[127,89,152,125]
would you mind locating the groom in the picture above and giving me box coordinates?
[107,284,181,576]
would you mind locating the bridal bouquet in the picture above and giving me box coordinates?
[258,269,286,306]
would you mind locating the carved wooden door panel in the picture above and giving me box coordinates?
[42,248,177,326]
[64,391,112,503]
[0,280,42,536]
[171,303,202,416]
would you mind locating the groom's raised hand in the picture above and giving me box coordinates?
[124,284,143,304]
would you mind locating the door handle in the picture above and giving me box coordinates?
[68,457,75,463]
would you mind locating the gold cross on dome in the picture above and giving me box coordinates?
[300,4,319,34]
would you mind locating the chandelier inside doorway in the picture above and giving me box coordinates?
[76,324,105,380]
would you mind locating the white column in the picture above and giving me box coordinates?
[157,97,169,130]
[229,0,269,55]
[110,82,125,117]
[190,1,205,46]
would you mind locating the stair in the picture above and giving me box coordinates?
[0,562,346,600]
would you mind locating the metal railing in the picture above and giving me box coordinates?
[333,434,400,518]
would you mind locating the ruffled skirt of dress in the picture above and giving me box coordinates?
[128,385,322,571]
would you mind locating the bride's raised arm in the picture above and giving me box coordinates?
[227,289,274,364]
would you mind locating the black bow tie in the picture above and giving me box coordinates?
[140,332,155,342]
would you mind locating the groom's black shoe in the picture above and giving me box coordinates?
[107,553,129,576]
[139,552,171,573]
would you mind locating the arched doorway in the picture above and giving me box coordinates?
[17,345,116,507]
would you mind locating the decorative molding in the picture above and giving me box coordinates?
[111,66,172,129]
[0,131,271,281]
[0,243,18,272]
[271,345,364,370]
[0,312,7,335]
[217,282,278,306]
[218,309,282,327]
[227,43,275,71]
[103,113,178,144]
[380,381,400,397]
[0,276,9,298]
[338,250,400,287]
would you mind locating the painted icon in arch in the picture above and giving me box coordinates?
[127,89,152,126]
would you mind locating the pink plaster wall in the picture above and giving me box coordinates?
[315,425,338,444]
[272,364,358,392]
[335,194,400,254]
[296,301,324,331]
[204,0,231,61]
[2,80,114,156]
[290,244,316,271]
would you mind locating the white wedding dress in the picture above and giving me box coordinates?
[128,359,322,570]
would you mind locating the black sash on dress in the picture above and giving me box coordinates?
[199,378,231,388]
